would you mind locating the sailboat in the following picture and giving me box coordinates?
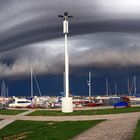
[0,81,10,103]
[97,78,120,100]
[9,96,31,108]
[30,68,53,108]
[9,68,43,108]
[0,81,10,109]
[86,72,103,106]
[30,67,42,98]
[127,76,140,102]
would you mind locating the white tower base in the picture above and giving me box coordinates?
[62,97,73,113]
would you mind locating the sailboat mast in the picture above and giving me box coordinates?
[88,71,91,97]
[6,87,8,97]
[31,68,33,98]
[134,76,136,96]
[115,83,117,96]
[127,78,130,95]
[106,78,109,96]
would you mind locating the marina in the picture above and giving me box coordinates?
[1,71,140,109]
[0,94,140,110]
[0,0,140,139]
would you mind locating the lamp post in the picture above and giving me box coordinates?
[58,12,73,113]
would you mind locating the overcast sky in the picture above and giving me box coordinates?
[1,0,140,78]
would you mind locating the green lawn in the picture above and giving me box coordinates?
[28,106,140,116]
[0,120,104,140]
[133,119,140,140]
[0,109,27,115]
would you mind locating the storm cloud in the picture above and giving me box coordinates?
[1,0,140,51]
[0,0,140,78]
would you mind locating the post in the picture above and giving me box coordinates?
[58,12,73,113]
[64,33,69,98]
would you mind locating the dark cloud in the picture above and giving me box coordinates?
[0,0,140,51]
[0,0,140,78]
[0,32,140,78]
[1,19,140,52]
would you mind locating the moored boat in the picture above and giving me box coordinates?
[9,96,31,108]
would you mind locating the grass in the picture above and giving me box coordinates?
[0,120,104,140]
[28,106,140,116]
[0,109,27,115]
[133,119,140,140]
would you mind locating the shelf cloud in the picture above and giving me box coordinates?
[0,0,140,78]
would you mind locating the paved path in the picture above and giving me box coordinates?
[0,110,35,130]
[0,110,140,140]
[0,119,15,129]
[16,109,35,116]
[0,111,140,122]
[72,117,138,140]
